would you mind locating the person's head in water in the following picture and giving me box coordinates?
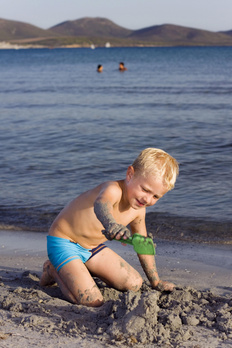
[119,62,127,71]
[97,65,103,73]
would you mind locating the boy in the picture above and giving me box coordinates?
[40,148,179,307]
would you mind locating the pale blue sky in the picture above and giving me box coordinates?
[1,0,231,32]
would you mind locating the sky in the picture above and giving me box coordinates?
[1,0,232,32]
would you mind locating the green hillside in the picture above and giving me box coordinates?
[50,17,133,38]
[0,18,59,41]
[129,24,232,46]
[1,17,232,47]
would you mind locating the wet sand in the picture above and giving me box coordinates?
[0,228,232,347]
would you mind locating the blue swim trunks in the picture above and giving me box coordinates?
[47,236,107,273]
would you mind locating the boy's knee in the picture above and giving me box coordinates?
[132,274,143,291]
[80,297,104,307]
[76,288,104,307]
[124,273,143,292]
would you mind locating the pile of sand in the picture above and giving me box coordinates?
[0,270,231,347]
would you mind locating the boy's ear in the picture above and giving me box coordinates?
[126,166,135,181]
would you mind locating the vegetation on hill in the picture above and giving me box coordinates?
[129,24,232,46]
[1,17,232,48]
[220,30,232,36]
[50,17,133,38]
[0,18,59,41]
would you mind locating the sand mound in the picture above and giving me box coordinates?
[0,271,232,347]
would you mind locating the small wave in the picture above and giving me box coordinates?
[218,142,232,148]
[0,223,24,231]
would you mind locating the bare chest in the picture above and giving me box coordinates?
[112,208,138,227]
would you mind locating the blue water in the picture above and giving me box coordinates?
[0,47,232,232]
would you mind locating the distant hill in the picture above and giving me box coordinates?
[50,17,133,38]
[0,18,58,41]
[1,17,232,47]
[50,19,232,46]
[220,30,232,36]
[129,24,232,46]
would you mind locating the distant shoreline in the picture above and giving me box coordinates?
[1,42,232,50]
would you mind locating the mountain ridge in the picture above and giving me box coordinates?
[1,17,232,47]
[50,17,133,38]
[0,18,59,41]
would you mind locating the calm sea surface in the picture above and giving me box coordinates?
[0,47,232,232]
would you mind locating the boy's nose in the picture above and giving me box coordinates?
[146,194,155,206]
[143,194,151,205]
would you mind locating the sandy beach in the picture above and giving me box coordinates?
[0,226,232,348]
[1,42,232,348]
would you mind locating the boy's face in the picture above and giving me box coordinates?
[125,166,168,209]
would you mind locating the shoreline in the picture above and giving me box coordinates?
[1,42,232,50]
[146,212,232,245]
[1,211,231,245]
[0,228,231,295]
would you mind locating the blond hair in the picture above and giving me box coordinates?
[132,148,179,190]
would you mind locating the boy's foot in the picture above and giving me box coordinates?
[39,260,56,286]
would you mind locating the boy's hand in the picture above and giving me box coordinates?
[102,223,131,241]
[153,280,176,292]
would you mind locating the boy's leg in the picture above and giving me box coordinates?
[40,259,103,307]
[85,247,143,292]
[40,260,77,303]
[40,260,56,286]
[40,246,142,306]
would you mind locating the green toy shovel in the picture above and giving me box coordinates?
[114,233,156,255]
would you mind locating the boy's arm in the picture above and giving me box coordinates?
[130,213,175,292]
[138,254,175,291]
[94,183,130,240]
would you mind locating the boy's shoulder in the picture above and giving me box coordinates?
[94,180,124,204]
[99,180,124,196]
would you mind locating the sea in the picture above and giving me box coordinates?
[0,46,232,234]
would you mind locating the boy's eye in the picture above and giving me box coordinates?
[142,187,148,192]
